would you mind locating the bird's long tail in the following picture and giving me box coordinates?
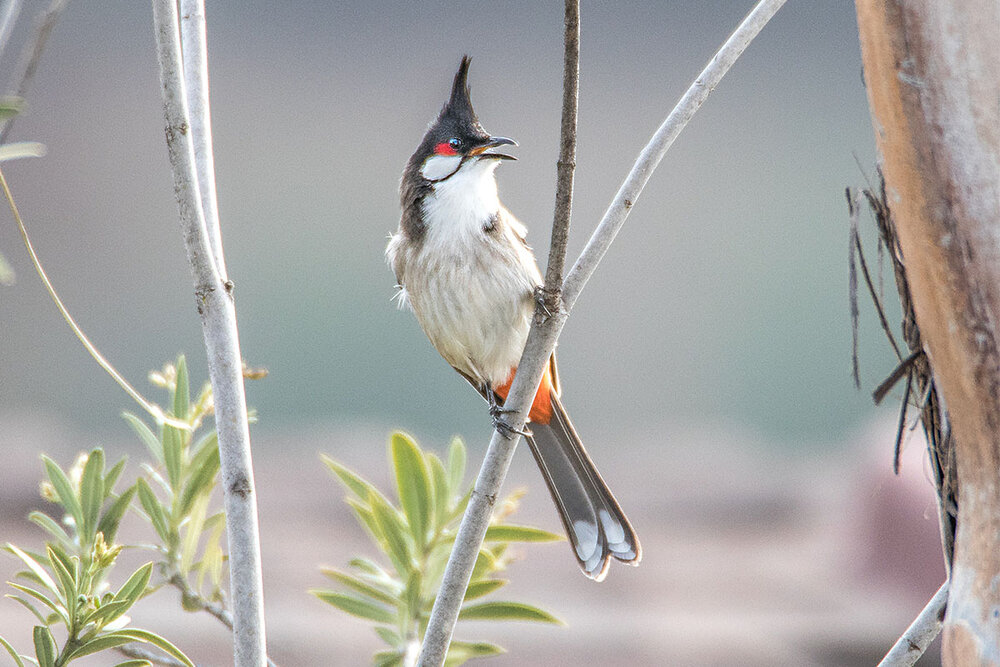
[524,392,641,581]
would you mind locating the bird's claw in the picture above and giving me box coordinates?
[533,286,554,320]
[492,415,532,440]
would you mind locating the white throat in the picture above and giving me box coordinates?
[420,157,502,248]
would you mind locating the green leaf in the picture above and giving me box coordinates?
[122,413,163,464]
[103,457,128,495]
[321,454,379,500]
[177,436,219,517]
[0,142,45,162]
[390,432,432,546]
[312,590,395,624]
[373,626,402,647]
[403,570,421,623]
[484,525,564,543]
[320,567,397,606]
[97,485,137,545]
[369,493,413,575]
[114,562,153,607]
[6,593,50,625]
[80,598,131,629]
[161,425,184,491]
[80,448,105,539]
[458,601,562,624]
[173,355,190,420]
[69,629,193,666]
[426,452,450,528]
[114,661,153,667]
[346,498,382,545]
[447,437,466,493]
[6,545,60,600]
[373,650,405,667]
[41,456,83,534]
[46,546,77,613]
[463,578,506,601]
[189,430,218,459]
[27,512,72,549]
[0,250,14,286]
[0,635,26,667]
[32,626,56,667]
[0,97,24,122]
[470,548,498,581]
[7,584,66,624]
[179,492,210,575]
[136,479,169,542]
[445,640,505,666]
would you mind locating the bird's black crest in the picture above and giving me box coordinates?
[437,55,487,139]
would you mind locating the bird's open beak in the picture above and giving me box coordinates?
[471,136,517,160]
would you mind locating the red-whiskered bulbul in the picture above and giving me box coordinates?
[387,56,640,581]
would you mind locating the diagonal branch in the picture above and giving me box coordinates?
[418,1,787,665]
[878,580,949,667]
[150,0,267,665]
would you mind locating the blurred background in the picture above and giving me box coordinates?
[0,1,946,664]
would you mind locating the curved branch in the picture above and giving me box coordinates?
[418,2,788,665]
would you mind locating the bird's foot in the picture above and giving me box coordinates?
[533,286,554,321]
[492,415,532,440]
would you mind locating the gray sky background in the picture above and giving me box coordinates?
[0,1,896,450]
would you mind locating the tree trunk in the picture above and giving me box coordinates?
[855,1,1000,664]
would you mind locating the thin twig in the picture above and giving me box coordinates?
[0,165,188,429]
[150,1,267,664]
[417,2,787,664]
[166,573,280,667]
[0,0,69,144]
[561,0,788,311]
[878,580,949,667]
[848,188,861,388]
[0,0,24,65]
[179,0,226,278]
[542,0,581,300]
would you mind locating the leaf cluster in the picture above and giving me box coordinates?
[126,356,226,603]
[0,355,223,665]
[0,449,192,666]
[312,432,563,666]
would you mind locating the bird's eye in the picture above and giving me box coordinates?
[448,138,462,150]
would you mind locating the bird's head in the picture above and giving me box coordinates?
[411,56,516,183]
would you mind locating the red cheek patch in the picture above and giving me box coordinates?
[434,142,457,156]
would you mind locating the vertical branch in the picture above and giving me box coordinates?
[855,0,1000,664]
[179,0,226,278]
[418,4,579,666]
[418,2,787,665]
[150,1,267,665]
[542,0,581,298]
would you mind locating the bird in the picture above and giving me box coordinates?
[386,56,640,581]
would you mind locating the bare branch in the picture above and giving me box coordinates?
[417,2,787,665]
[541,0,581,300]
[0,0,25,65]
[0,0,69,145]
[179,0,226,278]
[150,0,267,664]
[878,581,949,667]
[562,0,788,311]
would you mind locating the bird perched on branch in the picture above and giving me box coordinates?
[387,56,640,581]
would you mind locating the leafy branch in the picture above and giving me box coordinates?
[314,433,562,666]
